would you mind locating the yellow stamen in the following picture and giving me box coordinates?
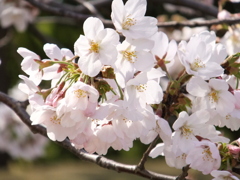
[121,50,137,63]
[136,84,147,92]
[202,147,214,162]
[181,126,193,139]
[89,41,100,53]
[50,115,61,125]
[74,89,87,98]
[122,17,136,30]
[190,58,205,71]
[209,90,219,103]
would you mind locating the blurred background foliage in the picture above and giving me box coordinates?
[0,0,240,179]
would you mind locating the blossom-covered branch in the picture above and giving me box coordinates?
[1,0,240,179]
[0,91,176,180]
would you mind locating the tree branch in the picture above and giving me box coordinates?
[137,136,159,170]
[157,17,240,28]
[0,91,176,180]
[151,0,218,17]
[25,0,240,29]
[75,0,104,19]
[24,0,113,27]
[176,165,190,180]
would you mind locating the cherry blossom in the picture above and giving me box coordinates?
[186,140,221,175]
[31,105,78,141]
[211,170,239,180]
[111,0,157,39]
[14,0,240,176]
[0,0,38,32]
[124,68,165,108]
[187,76,236,116]
[178,31,226,80]
[74,17,119,77]
[114,38,155,83]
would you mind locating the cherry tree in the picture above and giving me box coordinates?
[0,0,240,179]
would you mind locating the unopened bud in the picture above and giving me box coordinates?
[102,66,115,79]
[94,79,112,95]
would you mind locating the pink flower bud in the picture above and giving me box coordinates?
[228,144,240,159]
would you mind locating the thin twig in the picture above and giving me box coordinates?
[175,165,190,180]
[75,0,104,19]
[0,91,176,180]
[137,136,159,170]
[157,17,240,28]
[24,0,113,26]
[151,0,218,17]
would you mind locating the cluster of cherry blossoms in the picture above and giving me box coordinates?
[17,0,240,178]
[0,85,48,160]
[0,0,39,32]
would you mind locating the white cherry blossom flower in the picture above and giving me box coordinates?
[178,31,226,80]
[0,104,47,160]
[124,68,165,108]
[31,105,78,141]
[186,140,221,175]
[208,110,240,131]
[211,170,239,180]
[143,116,172,145]
[207,89,240,131]
[149,143,188,169]
[151,31,177,64]
[111,0,157,39]
[74,17,119,77]
[115,38,155,83]
[187,76,236,116]
[220,28,240,56]
[0,1,38,32]
[172,110,210,153]
[17,48,42,85]
[64,81,99,115]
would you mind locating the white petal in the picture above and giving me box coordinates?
[186,76,210,97]
[84,17,104,39]
[43,44,63,60]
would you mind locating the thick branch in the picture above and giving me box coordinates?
[0,91,175,180]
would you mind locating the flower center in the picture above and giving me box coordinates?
[209,90,219,103]
[50,115,61,125]
[231,34,240,45]
[202,147,214,162]
[89,41,100,53]
[226,114,231,120]
[121,50,137,63]
[176,153,187,160]
[136,84,147,92]
[74,89,88,98]
[223,176,236,180]
[190,57,205,71]
[181,126,193,139]
[122,16,136,30]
